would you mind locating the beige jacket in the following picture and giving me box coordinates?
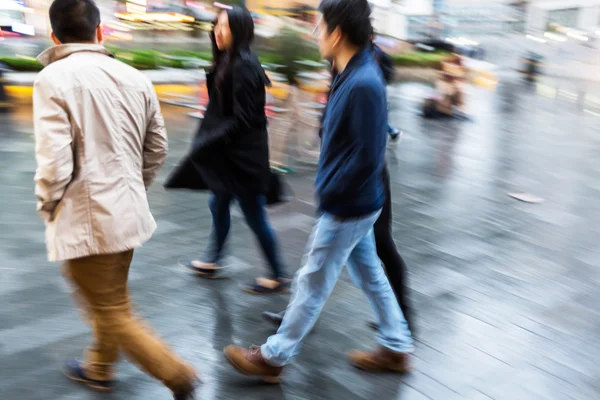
[34,44,167,262]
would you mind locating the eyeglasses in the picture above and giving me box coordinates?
[313,18,323,37]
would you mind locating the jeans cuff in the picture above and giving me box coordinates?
[202,250,220,264]
[260,343,285,367]
[377,341,415,354]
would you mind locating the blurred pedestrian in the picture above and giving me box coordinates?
[0,61,10,113]
[436,71,464,117]
[370,30,402,141]
[224,0,413,382]
[165,6,289,294]
[33,0,197,398]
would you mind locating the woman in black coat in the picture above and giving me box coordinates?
[165,6,288,294]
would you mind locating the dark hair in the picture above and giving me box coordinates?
[49,0,101,43]
[211,6,255,89]
[318,0,372,48]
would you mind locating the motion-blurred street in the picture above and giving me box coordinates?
[1,73,599,399]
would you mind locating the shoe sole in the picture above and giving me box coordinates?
[223,349,281,384]
[63,370,112,392]
[193,269,231,280]
[180,260,231,280]
[350,361,410,374]
[243,287,291,295]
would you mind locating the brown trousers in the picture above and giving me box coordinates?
[64,251,195,393]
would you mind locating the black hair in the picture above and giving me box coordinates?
[211,6,255,90]
[49,0,101,44]
[318,0,373,48]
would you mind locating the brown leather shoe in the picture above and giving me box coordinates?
[224,345,282,383]
[348,346,411,373]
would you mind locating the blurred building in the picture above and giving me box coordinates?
[440,1,525,37]
[396,0,524,40]
[526,0,600,33]
[370,0,435,39]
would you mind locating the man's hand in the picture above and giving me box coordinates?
[142,85,168,188]
[33,75,73,222]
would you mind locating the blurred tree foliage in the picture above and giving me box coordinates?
[265,27,322,85]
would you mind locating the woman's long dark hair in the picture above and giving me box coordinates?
[210,6,255,90]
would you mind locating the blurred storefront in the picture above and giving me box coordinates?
[245,0,319,24]
[102,0,215,42]
[0,0,39,37]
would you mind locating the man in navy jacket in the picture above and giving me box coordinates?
[224,0,413,381]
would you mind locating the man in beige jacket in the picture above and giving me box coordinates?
[33,0,197,398]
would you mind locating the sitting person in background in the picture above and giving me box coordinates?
[436,72,464,117]
[422,70,467,119]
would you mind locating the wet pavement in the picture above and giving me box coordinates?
[1,74,600,400]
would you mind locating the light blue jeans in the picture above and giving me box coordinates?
[261,210,414,366]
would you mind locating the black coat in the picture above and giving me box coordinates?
[165,52,271,196]
[372,44,395,85]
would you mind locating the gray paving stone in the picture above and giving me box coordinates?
[2,77,600,399]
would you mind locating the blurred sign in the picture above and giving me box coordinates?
[213,2,231,10]
[126,0,146,13]
[108,18,209,32]
[11,21,33,35]
[0,0,26,10]
[115,12,195,23]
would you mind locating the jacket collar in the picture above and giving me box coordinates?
[37,44,113,67]
[330,46,372,94]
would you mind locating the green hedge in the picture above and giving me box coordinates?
[0,50,214,72]
[0,50,451,73]
[0,57,43,72]
[392,52,452,69]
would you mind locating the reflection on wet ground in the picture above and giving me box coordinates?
[1,74,599,399]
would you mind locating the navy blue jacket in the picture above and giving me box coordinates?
[316,48,387,218]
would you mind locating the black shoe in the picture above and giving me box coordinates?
[180,259,230,279]
[389,128,402,141]
[174,376,202,400]
[368,321,380,332]
[262,311,285,327]
[368,318,417,336]
[63,359,113,392]
[174,390,195,400]
[245,278,291,295]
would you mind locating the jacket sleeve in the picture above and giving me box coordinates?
[143,88,168,188]
[33,77,73,222]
